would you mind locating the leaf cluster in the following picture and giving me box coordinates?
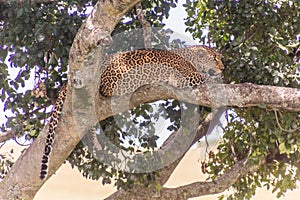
[0,152,13,179]
[185,0,300,86]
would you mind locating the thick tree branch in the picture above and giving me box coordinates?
[154,159,261,199]
[135,2,151,48]
[0,131,16,143]
[68,0,140,69]
[95,83,300,123]
[106,157,263,199]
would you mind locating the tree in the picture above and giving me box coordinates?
[0,0,299,199]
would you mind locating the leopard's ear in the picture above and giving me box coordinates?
[40,84,67,179]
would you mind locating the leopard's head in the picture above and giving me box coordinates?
[172,45,224,79]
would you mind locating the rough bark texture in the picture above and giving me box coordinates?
[106,157,263,200]
[68,0,140,70]
[135,2,152,48]
[0,130,17,143]
[152,159,261,200]
[95,83,300,123]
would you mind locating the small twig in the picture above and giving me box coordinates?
[245,25,259,41]
[204,135,209,154]
[293,45,300,64]
[274,109,300,133]
[230,140,238,162]
[23,101,52,121]
[0,141,5,148]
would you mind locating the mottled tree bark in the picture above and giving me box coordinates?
[95,83,300,122]
[135,2,152,48]
[0,130,17,143]
[106,158,262,200]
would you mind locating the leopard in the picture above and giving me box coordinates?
[99,45,224,96]
[39,45,224,179]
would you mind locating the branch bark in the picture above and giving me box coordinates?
[0,131,17,143]
[106,157,264,199]
[152,158,261,200]
[135,2,151,48]
[95,83,300,123]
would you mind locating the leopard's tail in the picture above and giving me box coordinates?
[40,84,67,179]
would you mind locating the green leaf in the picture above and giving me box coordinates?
[0,49,8,62]
[155,183,161,191]
[279,143,289,154]
[17,8,24,18]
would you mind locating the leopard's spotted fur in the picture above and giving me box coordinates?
[99,49,205,96]
[99,46,224,96]
[40,84,67,179]
[171,45,224,76]
[40,45,224,179]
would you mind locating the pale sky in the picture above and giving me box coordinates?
[164,0,197,45]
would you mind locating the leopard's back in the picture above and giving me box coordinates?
[99,45,224,97]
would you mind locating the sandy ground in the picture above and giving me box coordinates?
[1,143,300,199]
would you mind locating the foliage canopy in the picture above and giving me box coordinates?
[185,0,300,198]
